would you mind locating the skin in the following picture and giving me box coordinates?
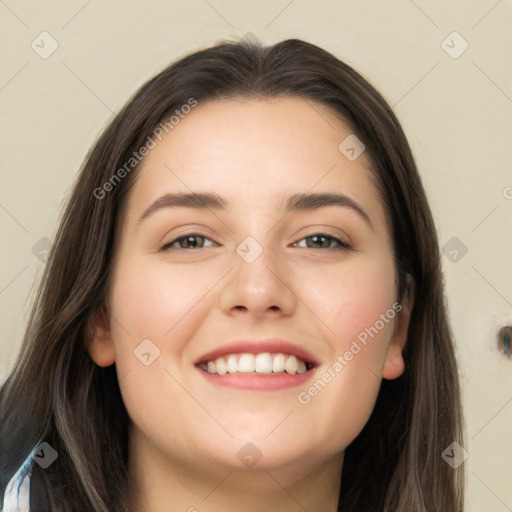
[88,97,414,512]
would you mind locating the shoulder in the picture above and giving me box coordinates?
[3,445,54,512]
[2,449,33,512]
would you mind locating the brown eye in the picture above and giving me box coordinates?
[162,234,216,251]
[295,234,352,250]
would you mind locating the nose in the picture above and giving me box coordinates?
[218,239,297,319]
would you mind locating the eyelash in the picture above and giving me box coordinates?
[161,233,353,252]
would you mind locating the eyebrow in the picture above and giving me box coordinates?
[138,191,373,229]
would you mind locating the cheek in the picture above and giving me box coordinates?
[300,253,397,347]
[107,259,219,442]
[106,257,216,398]
[109,258,218,339]
[293,254,397,445]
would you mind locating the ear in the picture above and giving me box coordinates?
[87,302,116,367]
[382,274,415,380]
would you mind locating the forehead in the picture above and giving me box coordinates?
[123,97,388,232]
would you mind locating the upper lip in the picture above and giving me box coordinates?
[194,339,320,366]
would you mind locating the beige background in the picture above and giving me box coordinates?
[1,1,511,510]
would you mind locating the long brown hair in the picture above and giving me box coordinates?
[0,38,464,511]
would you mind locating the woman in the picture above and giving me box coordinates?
[0,38,464,511]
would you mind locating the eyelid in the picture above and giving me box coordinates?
[161,233,217,251]
[293,232,354,251]
[160,231,354,252]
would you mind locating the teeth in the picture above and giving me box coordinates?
[255,353,273,374]
[215,357,227,375]
[285,355,298,375]
[200,353,311,376]
[272,353,285,373]
[227,354,238,374]
[238,354,255,373]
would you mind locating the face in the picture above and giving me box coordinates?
[89,97,412,480]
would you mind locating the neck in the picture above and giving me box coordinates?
[128,430,343,512]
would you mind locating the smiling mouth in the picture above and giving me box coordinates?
[197,352,315,376]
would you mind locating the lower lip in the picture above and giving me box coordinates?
[197,366,315,391]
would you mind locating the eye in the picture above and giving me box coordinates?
[293,233,353,251]
[161,234,217,251]
[161,232,352,251]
